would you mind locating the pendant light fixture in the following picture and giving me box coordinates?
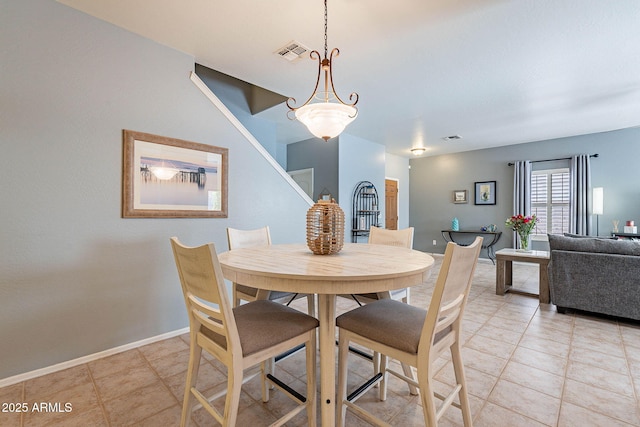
[286,0,358,141]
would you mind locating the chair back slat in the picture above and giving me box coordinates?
[419,237,482,357]
[227,226,271,250]
[368,226,414,248]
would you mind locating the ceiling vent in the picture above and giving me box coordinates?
[442,135,462,141]
[275,40,311,62]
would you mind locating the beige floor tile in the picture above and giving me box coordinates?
[568,346,629,374]
[475,323,524,345]
[509,346,567,377]
[475,401,547,427]
[558,401,636,427]
[87,349,147,380]
[566,359,635,398]
[26,407,107,427]
[518,334,570,359]
[465,334,516,360]
[562,378,640,425]
[23,382,101,427]
[24,365,92,400]
[93,362,160,402]
[138,336,189,362]
[137,404,183,427]
[461,346,509,377]
[102,379,177,425]
[488,379,560,425]
[501,360,564,398]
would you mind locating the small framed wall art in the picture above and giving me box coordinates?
[122,130,228,218]
[474,181,496,205]
[453,190,468,204]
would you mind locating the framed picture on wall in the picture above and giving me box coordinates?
[474,181,496,205]
[453,190,468,204]
[122,130,228,218]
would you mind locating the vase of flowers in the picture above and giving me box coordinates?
[505,214,538,252]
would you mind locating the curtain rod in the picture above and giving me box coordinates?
[508,153,598,166]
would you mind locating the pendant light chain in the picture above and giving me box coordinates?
[324,0,328,59]
[286,0,359,141]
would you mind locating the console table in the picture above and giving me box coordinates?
[441,230,502,263]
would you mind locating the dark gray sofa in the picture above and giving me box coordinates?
[548,234,640,320]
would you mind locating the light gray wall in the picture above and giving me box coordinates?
[385,153,410,230]
[409,128,640,256]
[0,0,310,380]
[338,134,386,242]
[287,138,340,202]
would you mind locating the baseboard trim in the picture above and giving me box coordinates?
[0,327,189,388]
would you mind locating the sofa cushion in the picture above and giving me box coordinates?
[549,234,640,256]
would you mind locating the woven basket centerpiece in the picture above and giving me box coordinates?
[306,199,345,255]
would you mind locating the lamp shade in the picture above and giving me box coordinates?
[295,102,357,141]
[593,187,604,215]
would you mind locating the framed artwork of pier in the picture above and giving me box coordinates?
[122,130,228,218]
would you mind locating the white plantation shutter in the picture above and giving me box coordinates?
[531,169,569,235]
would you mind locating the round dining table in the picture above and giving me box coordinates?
[218,242,434,426]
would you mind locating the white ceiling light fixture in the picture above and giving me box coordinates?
[286,0,358,141]
[411,147,427,156]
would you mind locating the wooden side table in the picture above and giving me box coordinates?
[495,248,550,303]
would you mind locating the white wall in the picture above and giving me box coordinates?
[0,0,309,380]
[338,134,386,242]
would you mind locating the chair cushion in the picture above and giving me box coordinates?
[203,300,319,357]
[337,299,448,354]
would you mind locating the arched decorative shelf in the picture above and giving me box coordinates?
[351,181,380,243]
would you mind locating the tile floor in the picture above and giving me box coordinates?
[2,256,640,426]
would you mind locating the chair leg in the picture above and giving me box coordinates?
[307,294,316,318]
[224,364,243,427]
[451,342,472,427]
[417,370,438,427]
[306,333,317,427]
[379,354,388,401]
[261,360,270,403]
[336,332,351,427]
[401,362,419,395]
[181,342,202,427]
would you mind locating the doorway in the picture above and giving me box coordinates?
[385,179,399,230]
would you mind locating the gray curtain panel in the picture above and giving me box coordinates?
[570,154,592,235]
[512,160,531,248]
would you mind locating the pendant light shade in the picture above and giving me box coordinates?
[295,103,357,141]
[287,0,358,141]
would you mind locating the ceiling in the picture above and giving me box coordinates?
[59,0,640,158]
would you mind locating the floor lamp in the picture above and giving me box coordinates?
[593,187,603,236]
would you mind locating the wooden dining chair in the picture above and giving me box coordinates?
[336,237,482,427]
[227,226,316,316]
[170,237,318,427]
[340,226,417,393]
[348,226,415,305]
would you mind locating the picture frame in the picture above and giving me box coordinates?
[122,130,228,218]
[474,181,496,205]
[453,190,468,204]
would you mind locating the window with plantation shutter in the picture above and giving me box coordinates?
[531,168,570,236]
